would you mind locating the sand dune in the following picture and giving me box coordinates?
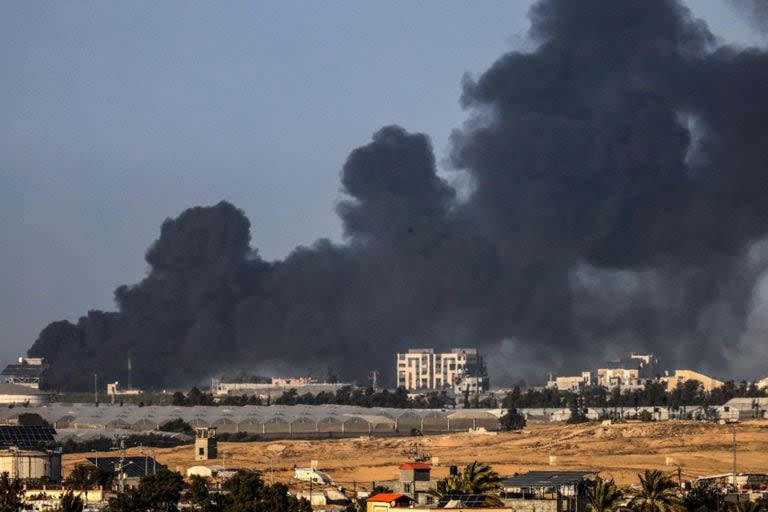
[64,420,768,489]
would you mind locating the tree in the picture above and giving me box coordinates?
[567,396,589,424]
[106,470,183,512]
[17,412,52,427]
[628,470,683,512]
[219,472,311,512]
[186,475,221,512]
[0,472,23,512]
[683,480,720,512]
[499,407,526,430]
[139,470,184,512]
[54,491,84,512]
[428,462,502,505]
[586,478,621,512]
[105,488,145,512]
[67,464,113,502]
[159,418,194,436]
[729,501,767,512]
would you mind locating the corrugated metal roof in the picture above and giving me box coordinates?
[502,471,595,488]
[366,493,409,503]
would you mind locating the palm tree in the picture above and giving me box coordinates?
[587,478,622,512]
[628,470,683,512]
[461,461,502,494]
[729,500,767,512]
[428,462,503,506]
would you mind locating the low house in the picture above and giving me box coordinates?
[501,471,596,512]
[367,492,513,512]
[366,493,414,512]
[374,462,440,505]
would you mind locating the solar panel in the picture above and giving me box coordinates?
[437,494,493,508]
[0,425,57,450]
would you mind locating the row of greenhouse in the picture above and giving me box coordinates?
[0,404,503,435]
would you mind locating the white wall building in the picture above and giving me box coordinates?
[0,383,48,406]
[396,348,488,392]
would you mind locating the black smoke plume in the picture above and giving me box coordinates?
[30,0,768,390]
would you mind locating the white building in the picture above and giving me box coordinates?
[395,348,488,392]
[546,372,594,392]
[0,383,48,406]
[0,357,47,390]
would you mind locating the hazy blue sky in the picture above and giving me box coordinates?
[0,1,762,366]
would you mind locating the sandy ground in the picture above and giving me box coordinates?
[63,420,768,489]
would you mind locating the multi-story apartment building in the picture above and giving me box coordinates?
[395,348,489,392]
[547,353,661,391]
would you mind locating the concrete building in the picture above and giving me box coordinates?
[0,383,48,406]
[1,357,47,389]
[500,471,596,512]
[546,372,594,392]
[547,353,660,392]
[106,382,142,398]
[212,378,347,399]
[755,376,768,390]
[396,348,489,392]
[195,426,218,461]
[373,463,442,505]
[0,425,61,482]
[661,370,724,392]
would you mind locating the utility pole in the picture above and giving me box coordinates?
[94,374,99,405]
[369,370,379,391]
[732,426,737,491]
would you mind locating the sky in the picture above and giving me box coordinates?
[0,0,763,368]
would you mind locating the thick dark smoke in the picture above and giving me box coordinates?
[29,0,768,390]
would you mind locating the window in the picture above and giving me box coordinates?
[198,448,205,456]
[403,483,411,493]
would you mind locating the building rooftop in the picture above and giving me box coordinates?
[502,471,595,489]
[399,462,431,470]
[366,493,411,504]
[0,425,57,450]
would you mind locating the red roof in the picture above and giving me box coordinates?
[399,462,432,470]
[367,493,409,503]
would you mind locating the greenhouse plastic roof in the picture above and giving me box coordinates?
[0,404,500,428]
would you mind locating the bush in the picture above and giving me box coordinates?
[17,413,52,427]
[500,408,526,430]
[159,418,194,436]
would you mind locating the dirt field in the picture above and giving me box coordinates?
[63,420,768,489]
